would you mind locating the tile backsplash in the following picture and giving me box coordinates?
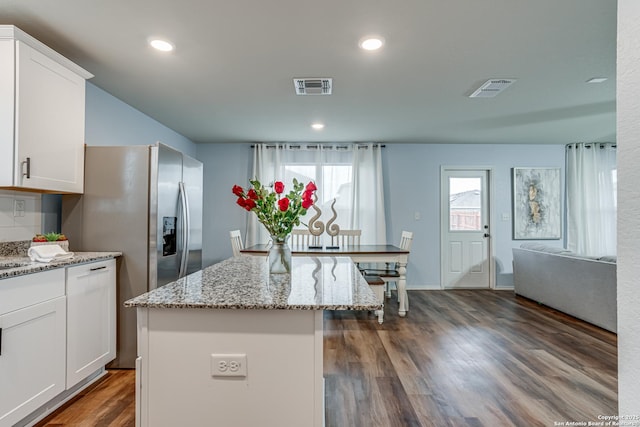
[0,190,42,242]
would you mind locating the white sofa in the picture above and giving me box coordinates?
[512,243,617,333]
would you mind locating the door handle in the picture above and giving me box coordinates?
[178,182,190,278]
[22,157,31,179]
[484,233,490,238]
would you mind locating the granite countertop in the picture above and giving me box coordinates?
[0,252,122,279]
[125,256,382,311]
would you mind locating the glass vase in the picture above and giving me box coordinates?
[268,235,292,274]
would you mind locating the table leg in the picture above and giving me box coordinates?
[398,262,408,317]
[370,284,384,324]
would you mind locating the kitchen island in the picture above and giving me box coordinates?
[125,255,381,427]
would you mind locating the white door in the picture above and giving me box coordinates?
[0,297,66,426]
[15,41,86,193]
[66,259,116,388]
[441,168,492,289]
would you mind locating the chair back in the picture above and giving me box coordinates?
[291,229,321,247]
[229,229,244,257]
[399,231,413,251]
[331,229,361,247]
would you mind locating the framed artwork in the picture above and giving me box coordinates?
[512,167,561,240]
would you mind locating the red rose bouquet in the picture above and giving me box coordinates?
[232,178,317,241]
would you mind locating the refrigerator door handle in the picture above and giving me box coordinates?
[178,181,190,278]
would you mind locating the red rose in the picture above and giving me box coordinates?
[278,197,290,211]
[244,199,256,210]
[247,189,258,200]
[303,189,314,200]
[236,197,246,208]
[301,197,313,209]
[232,185,244,197]
[274,181,285,194]
[305,182,317,192]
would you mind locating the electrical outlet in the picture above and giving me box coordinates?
[211,354,247,377]
[14,199,25,217]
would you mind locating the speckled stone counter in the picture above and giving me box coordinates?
[125,255,381,311]
[0,251,122,279]
[0,240,31,257]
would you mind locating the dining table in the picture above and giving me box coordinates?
[241,243,410,317]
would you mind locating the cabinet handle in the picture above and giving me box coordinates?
[90,266,107,271]
[22,157,31,179]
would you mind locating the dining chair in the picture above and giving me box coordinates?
[229,229,244,257]
[291,229,321,247]
[363,230,413,301]
[330,229,361,247]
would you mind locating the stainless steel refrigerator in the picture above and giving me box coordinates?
[62,143,203,368]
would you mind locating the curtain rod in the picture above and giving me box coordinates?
[249,143,386,149]
[566,143,616,149]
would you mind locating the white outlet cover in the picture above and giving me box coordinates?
[211,354,247,377]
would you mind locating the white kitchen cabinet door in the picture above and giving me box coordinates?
[14,41,86,193]
[0,296,66,426]
[66,259,116,388]
[0,25,92,194]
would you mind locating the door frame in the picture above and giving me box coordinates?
[439,166,496,289]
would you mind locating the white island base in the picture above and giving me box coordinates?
[135,307,324,427]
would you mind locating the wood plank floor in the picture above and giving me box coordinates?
[36,290,617,427]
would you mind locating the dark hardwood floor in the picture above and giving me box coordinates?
[37,290,617,427]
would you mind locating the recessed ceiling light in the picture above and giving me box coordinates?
[311,123,325,130]
[587,77,607,83]
[149,38,174,52]
[359,36,385,51]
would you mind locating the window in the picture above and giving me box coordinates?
[449,177,482,231]
[284,163,352,230]
[248,143,386,246]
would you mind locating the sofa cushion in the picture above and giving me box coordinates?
[519,242,573,255]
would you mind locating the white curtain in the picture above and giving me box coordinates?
[246,143,386,246]
[351,143,386,244]
[246,144,283,246]
[566,142,617,256]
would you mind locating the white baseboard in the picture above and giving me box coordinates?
[405,284,442,290]
[403,285,515,291]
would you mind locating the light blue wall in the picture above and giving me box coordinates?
[384,144,565,288]
[196,143,253,268]
[195,143,565,287]
[85,83,196,156]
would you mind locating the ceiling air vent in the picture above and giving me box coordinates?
[469,79,516,98]
[293,78,332,95]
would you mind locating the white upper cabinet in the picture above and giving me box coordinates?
[0,25,93,194]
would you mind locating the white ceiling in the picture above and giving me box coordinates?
[0,0,617,145]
